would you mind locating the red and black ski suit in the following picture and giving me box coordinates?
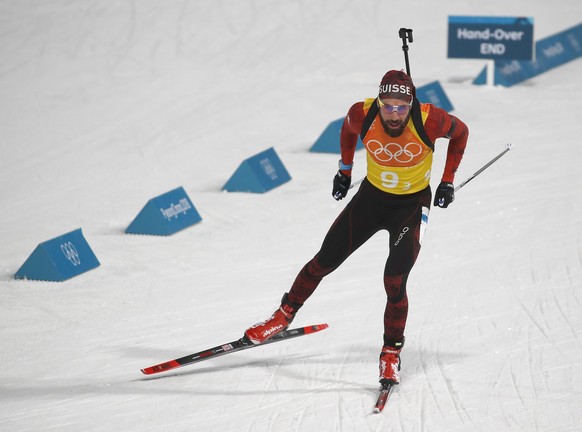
[286,98,468,346]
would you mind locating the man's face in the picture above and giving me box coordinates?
[378,98,411,137]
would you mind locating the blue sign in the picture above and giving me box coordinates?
[310,118,364,153]
[448,16,534,60]
[222,147,291,193]
[416,81,454,112]
[126,186,202,236]
[474,23,582,87]
[15,228,100,282]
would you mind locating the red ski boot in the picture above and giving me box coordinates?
[379,341,404,385]
[244,302,297,345]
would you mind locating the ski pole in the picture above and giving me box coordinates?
[454,143,512,192]
[399,28,413,76]
[348,177,364,190]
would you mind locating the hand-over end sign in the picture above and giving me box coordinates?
[448,16,534,60]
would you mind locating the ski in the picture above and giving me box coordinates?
[141,323,329,375]
[373,381,396,413]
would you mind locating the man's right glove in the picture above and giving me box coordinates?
[434,182,455,208]
[332,171,351,200]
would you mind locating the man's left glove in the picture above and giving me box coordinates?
[434,182,455,208]
[332,171,351,200]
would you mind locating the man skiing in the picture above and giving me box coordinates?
[244,69,469,387]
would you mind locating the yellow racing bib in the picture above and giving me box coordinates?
[362,98,433,194]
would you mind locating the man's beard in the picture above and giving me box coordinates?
[380,114,410,137]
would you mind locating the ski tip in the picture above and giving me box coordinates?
[304,323,329,334]
[373,407,381,414]
[140,359,181,375]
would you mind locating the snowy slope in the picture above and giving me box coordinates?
[1,1,582,431]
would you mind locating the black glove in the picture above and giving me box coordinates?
[332,171,351,200]
[434,182,455,208]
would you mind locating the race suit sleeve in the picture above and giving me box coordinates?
[338,102,365,176]
[424,106,469,183]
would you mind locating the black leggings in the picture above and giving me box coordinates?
[287,179,431,344]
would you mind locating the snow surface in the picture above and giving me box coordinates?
[2,1,582,431]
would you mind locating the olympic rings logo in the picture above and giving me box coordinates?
[366,140,423,163]
[61,242,81,266]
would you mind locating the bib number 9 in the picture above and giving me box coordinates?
[381,171,411,191]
